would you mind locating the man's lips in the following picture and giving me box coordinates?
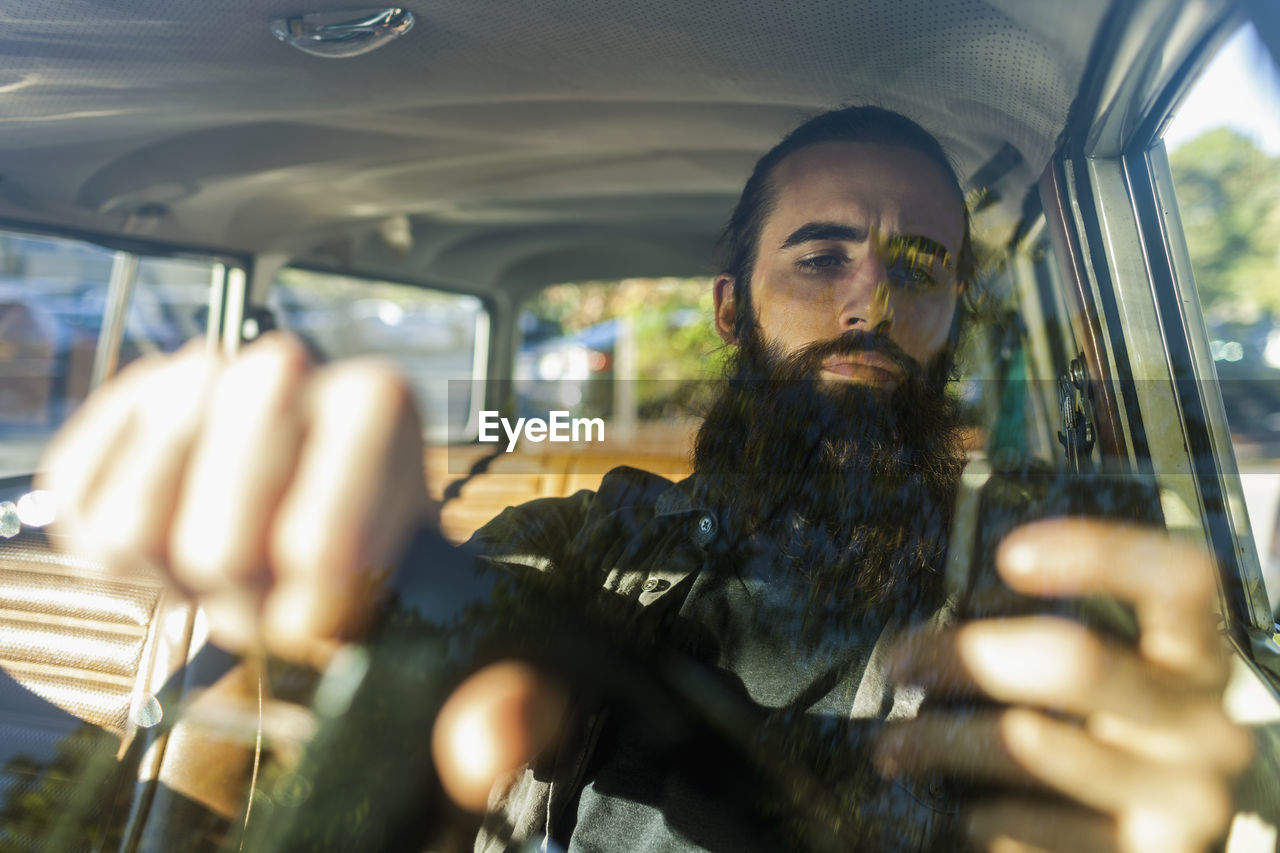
[820,353,902,384]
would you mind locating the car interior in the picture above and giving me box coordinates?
[1,0,1279,849]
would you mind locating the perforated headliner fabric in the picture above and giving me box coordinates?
[0,0,1111,292]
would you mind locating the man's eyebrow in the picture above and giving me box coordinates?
[779,222,866,249]
[889,234,954,268]
[778,223,953,267]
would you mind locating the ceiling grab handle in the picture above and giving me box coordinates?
[270,8,415,58]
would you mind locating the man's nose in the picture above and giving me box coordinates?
[836,252,894,334]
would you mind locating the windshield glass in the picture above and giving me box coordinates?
[2,6,1273,853]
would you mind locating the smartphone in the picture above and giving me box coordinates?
[943,453,1165,643]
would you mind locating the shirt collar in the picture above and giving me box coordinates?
[653,472,714,517]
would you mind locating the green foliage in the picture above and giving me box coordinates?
[524,278,729,417]
[1169,128,1280,318]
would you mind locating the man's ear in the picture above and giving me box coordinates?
[713,274,739,345]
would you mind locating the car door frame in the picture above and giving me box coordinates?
[1036,0,1280,691]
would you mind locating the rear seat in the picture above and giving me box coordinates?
[427,423,988,544]
[426,421,698,544]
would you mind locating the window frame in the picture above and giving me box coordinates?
[1035,0,1280,686]
[0,223,246,437]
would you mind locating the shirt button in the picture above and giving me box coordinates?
[641,577,667,593]
[694,513,717,543]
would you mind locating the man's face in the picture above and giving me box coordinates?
[715,141,965,389]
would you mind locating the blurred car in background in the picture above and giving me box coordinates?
[514,317,617,420]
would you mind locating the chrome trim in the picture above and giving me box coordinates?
[89,251,140,390]
[220,266,248,358]
[1142,141,1274,627]
[459,310,492,441]
[206,262,227,354]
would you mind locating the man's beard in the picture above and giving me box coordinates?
[692,326,965,612]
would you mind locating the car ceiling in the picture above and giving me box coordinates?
[0,0,1112,299]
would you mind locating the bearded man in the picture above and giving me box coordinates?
[40,106,1253,852]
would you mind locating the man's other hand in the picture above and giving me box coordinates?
[36,334,435,666]
[432,661,569,812]
[876,518,1253,853]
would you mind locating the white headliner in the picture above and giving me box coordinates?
[0,0,1112,295]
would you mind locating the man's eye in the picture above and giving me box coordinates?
[887,263,935,290]
[797,254,845,271]
[880,239,949,290]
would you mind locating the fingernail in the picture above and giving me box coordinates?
[997,535,1038,577]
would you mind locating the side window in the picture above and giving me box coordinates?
[1164,21,1280,613]
[268,269,487,443]
[514,277,724,455]
[0,230,213,475]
